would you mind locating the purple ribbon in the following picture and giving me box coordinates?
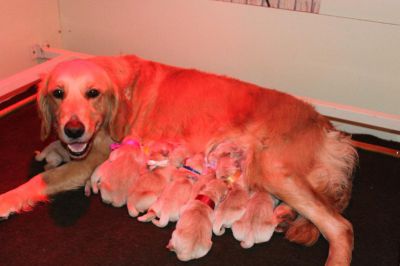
[110,139,141,151]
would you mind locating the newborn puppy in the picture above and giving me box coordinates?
[167,178,227,261]
[126,169,169,217]
[35,140,71,170]
[89,139,146,207]
[128,142,194,218]
[138,172,192,227]
[206,138,250,236]
[213,182,249,236]
[232,190,278,248]
[138,152,205,227]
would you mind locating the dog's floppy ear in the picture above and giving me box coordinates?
[106,82,135,142]
[37,73,52,141]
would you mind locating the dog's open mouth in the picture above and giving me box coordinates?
[66,141,92,159]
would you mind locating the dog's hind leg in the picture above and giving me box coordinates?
[259,160,353,266]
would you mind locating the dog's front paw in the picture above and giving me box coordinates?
[0,190,24,220]
[35,140,71,170]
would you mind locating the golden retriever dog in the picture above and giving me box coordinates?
[0,55,357,265]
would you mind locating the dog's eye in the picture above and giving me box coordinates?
[52,88,64,99]
[86,88,100,99]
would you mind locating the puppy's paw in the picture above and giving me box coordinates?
[231,220,247,243]
[273,203,297,233]
[212,221,226,236]
[138,209,156,222]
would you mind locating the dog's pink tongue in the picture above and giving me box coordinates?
[68,143,87,153]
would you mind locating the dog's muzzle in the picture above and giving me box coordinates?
[63,118,91,159]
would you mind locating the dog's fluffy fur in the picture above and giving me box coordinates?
[0,55,357,265]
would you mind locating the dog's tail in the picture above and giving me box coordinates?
[286,131,357,246]
[309,131,357,212]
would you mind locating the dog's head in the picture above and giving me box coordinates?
[37,58,132,159]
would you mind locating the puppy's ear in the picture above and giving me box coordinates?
[37,73,52,141]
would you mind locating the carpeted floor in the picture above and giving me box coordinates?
[0,102,399,266]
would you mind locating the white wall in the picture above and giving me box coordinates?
[0,0,398,140]
[322,0,400,25]
[59,0,400,118]
[0,0,61,80]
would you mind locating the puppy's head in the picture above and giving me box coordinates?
[37,59,120,159]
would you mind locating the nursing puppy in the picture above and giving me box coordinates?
[167,178,228,261]
[206,138,251,236]
[129,142,200,219]
[138,172,192,227]
[138,152,204,227]
[213,182,249,236]
[0,55,357,265]
[138,151,204,227]
[89,138,146,206]
[232,190,278,248]
[126,169,169,217]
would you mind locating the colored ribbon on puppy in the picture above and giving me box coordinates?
[110,138,141,151]
[195,194,216,210]
[182,165,201,175]
[147,159,169,170]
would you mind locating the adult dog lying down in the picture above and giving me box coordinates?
[0,55,356,265]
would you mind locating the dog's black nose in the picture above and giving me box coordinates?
[64,119,85,139]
